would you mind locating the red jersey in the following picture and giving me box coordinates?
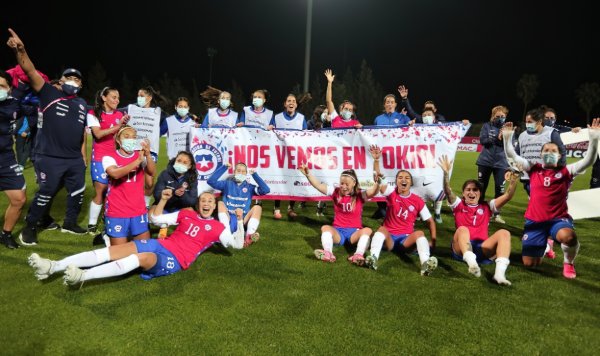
[159,210,225,269]
[87,110,124,162]
[451,199,495,241]
[103,151,146,218]
[382,187,430,235]
[331,116,360,128]
[329,186,366,229]
[526,164,572,222]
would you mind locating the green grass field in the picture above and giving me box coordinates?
[1,138,599,355]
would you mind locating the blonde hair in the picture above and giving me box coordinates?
[490,105,508,122]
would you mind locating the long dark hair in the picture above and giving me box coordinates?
[312,104,326,130]
[170,151,198,186]
[139,86,168,109]
[336,169,360,211]
[461,179,485,204]
[93,86,119,123]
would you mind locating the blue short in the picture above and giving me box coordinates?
[134,239,181,280]
[451,240,494,264]
[334,227,359,245]
[105,214,149,238]
[228,212,249,233]
[390,233,409,251]
[522,218,574,258]
[0,156,26,191]
[90,160,108,184]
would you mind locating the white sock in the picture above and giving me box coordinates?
[415,236,431,264]
[218,212,230,231]
[355,234,370,255]
[54,248,110,272]
[246,218,259,235]
[370,232,385,259]
[544,243,551,254]
[321,231,333,252]
[434,201,442,215]
[144,195,152,207]
[494,257,510,280]
[462,250,479,269]
[561,241,580,264]
[88,201,103,225]
[83,254,140,281]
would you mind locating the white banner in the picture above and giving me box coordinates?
[190,123,470,201]
[127,104,161,157]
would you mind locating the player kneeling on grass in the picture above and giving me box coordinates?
[438,155,519,285]
[207,162,270,247]
[502,119,600,279]
[299,146,381,265]
[365,169,438,275]
[28,191,244,287]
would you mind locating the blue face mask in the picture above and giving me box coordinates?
[173,162,189,174]
[544,118,556,127]
[542,152,559,165]
[526,123,537,133]
[61,81,80,95]
[176,107,189,117]
[495,117,506,126]
[234,174,246,183]
[137,96,147,107]
[341,110,353,120]
[252,98,264,107]
[219,99,231,110]
[0,89,8,101]
[120,138,137,152]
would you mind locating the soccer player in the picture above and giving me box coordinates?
[102,126,155,246]
[150,151,198,214]
[207,161,269,246]
[238,89,274,129]
[200,87,239,128]
[7,28,89,245]
[160,97,196,160]
[324,69,363,129]
[28,191,244,287]
[86,87,129,235]
[438,155,520,286]
[365,169,438,275]
[0,70,26,249]
[502,119,600,279]
[298,146,381,265]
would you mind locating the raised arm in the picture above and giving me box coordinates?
[568,118,600,175]
[249,169,270,195]
[298,164,328,195]
[493,170,520,210]
[150,189,180,226]
[6,28,44,92]
[141,140,156,177]
[365,145,382,198]
[206,163,229,191]
[324,69,336,117]
[437,154,457,205]
[502,122,531,172]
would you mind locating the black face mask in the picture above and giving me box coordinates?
[544,119,556,127]
[61,83,81,96]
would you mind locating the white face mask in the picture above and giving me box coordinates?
[341,110,353,120]
[219,99,231,110]
[234,174,246,183]
[422,115,435,124]
[137,96,147,107]
[542,152,559,165]
[0,88,8,101]
[526,122,537,133]
[176,107,189,117]
[252,98,264,107]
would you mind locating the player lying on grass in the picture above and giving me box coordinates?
[28,191,244,287]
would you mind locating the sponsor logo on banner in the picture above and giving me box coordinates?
[565,141,588,158]
[457,137,482,152]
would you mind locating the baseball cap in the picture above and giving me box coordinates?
[62,68,82,79]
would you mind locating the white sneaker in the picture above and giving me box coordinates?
[421,256,438,276]
[63,265,85,287]
[493,215,506,224]
[493,275,512,286]
[468,264,481,278]
[28,253,56,280]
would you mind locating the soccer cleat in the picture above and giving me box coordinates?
[545,248,556,259]
[493,215,506,224]
[273,209,282,220]
[365,253,378,270]
[287,209,298,218]
[468,264,481,278]
[314,249,336,262]
[37,218,60,231]
[434,214,443,224]
[562,263,576,279]
[348,253,365,266]
[1,232,19,249]
[243,232,260,248]
[28,253,56,280]
[316,207,324,217]
[61,223,87,235]
[87,224,98,235]
[421,256,438,276]
[63,265,85,287]
[19,225,38,246]
[493,275,512,286]
[92,233,110,246]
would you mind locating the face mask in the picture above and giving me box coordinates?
[120,138,137,152]
[137,96,147,107]
[320,113,327,121]
[219,99,231,110]
[341,110,353,120]
[61,81,80,95]
[173,162,189,174]
[526,122,537,133]
[252,98,264,107]
[495,117,506,126]
[234,174,246,183]
[544,118,556,127]
[422,115,435,124]
[542,152,559,165]
[0,89,8,101]
[176,107,189,117]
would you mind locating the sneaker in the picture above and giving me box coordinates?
[468,264,481,278]
[493,275,512,286]
[493,215,506,224]
[19,225,38,246]
[273,209,282,220]
[87,224,97,235]
[365,253,378,270]
[28,253,56,280]
[434,214,443,224]
[421,256,438,276]
[287,209,298,218]
[61,223,87,235]
[314,249,336,262]
[563,263,576,279]
[63,265,85,287]
[92,233,109,246]
[1,232,19,249]
[37,218,60,231]
[545,248,556,259]
[316,207,324,217]
[348,253,365,266]
[244,232,260,248]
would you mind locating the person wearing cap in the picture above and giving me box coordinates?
[7,28,88,246]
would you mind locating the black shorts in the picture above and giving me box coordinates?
[0,154,26,191]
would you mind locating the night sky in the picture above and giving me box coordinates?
[2,0,599,125]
